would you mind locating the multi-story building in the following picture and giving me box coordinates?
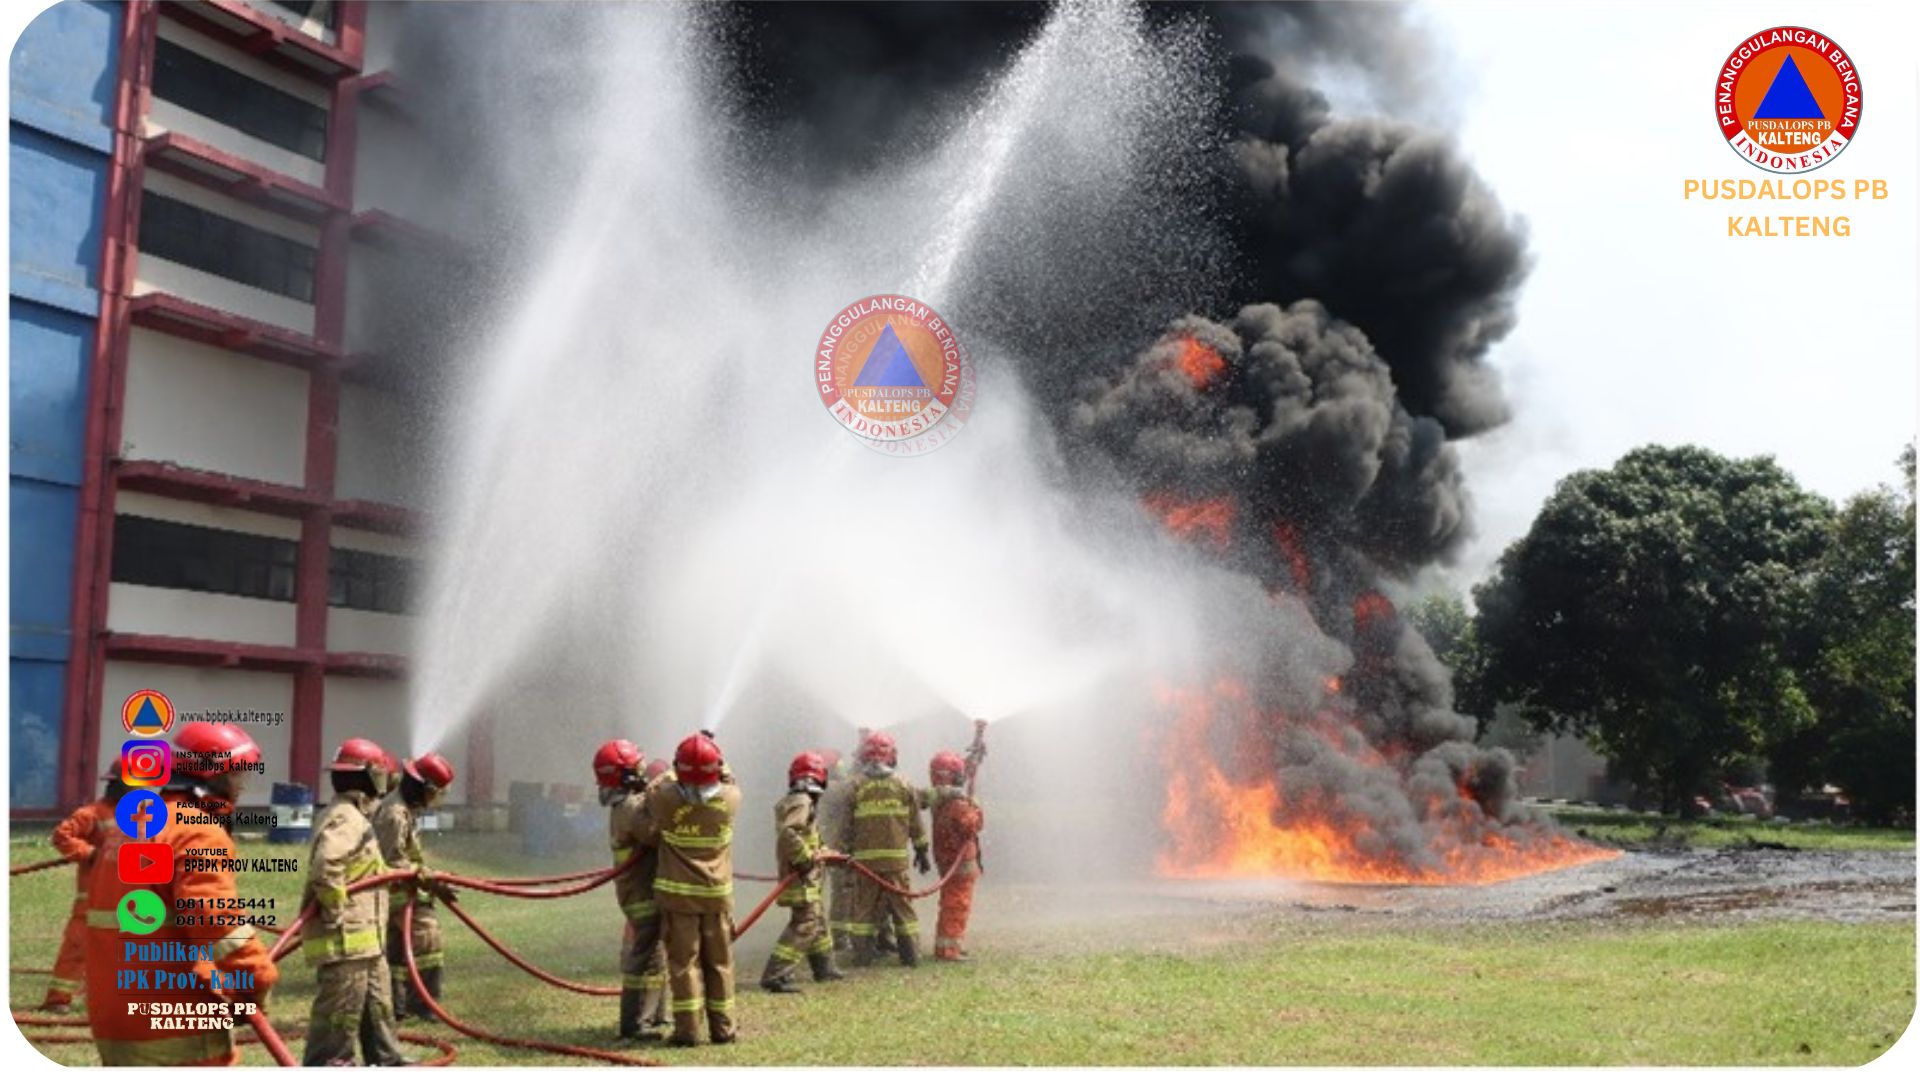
[9,1,486,816]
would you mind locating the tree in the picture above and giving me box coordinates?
[1472,446,1833,814]
[1772,446,1915,823]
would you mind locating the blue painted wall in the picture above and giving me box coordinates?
[9,0,120,810]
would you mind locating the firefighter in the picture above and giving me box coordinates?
[759,752,845,993]
[595,739,669,1041]
[374,751,457,1021]
[635,732,742,1047]
[41,767,126,1012]
[928,749,986,961]
[83,721,279,1065]
[842,731,930,968]
[301,738,410,1067]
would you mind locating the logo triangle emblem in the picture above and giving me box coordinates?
[1752,54,1825,120]
[853,323,927,388]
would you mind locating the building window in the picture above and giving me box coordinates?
[266,0,340,30]
[139,191,318,302]
[151,38,329,162]
[329,548,412,615]
[112,516,298,602]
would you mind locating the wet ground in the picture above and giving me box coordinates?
[975,847,1916,939]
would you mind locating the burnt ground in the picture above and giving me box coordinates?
[971,847,1917,941]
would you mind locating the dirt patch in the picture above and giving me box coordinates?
[973,847,1915,942]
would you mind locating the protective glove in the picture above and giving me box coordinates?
[419,869,458,903]
[913,846,933,875]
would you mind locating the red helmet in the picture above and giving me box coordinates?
[332,737,388,772]
[674,732,724,787]
[644,758,670,782]
[592,739,644,789]
[406,752,456,790]
[173,721,262,778]
[789,751,829,791]
[857,730,897,767]
[930,750,967,787]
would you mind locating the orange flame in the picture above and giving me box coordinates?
[1143,492,1236,550]
[1170,336,1226,388]
[1156,682,1618,885]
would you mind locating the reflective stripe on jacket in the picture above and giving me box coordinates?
[302,791,388,964]
[773,791,824,907]
[843,773,925,871]
[637,781,741,914]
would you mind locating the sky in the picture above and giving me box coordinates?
[1411,2,1918,591]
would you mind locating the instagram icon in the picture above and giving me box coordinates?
[120,740,171,787]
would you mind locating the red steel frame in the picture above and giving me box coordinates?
[43,1,481,813]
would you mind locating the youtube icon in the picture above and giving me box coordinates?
[117,841,172,886]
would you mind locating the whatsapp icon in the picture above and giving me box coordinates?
[117,889,165,935]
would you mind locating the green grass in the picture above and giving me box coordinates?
[1545,808,1917,852]
[11,833,1914,1066]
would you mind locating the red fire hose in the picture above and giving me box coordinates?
[398,895,661,1066]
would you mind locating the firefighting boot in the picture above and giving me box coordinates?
[618,990,643,1040]
[38,990,75,1015]
[896,934,920,968]
[851,935,878,968]
[809,952,846,982]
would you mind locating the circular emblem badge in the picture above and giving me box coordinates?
[814,294,974,456]
[1715,27,1861,173]
[122,688,176,737]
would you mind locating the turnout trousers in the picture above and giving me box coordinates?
[847,866,917,951]
[621,913,669,1025]
[303,955,410,1066]
[663,910,735,1044]
[760,901,832,984]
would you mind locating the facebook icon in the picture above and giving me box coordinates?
[115,789,170,841]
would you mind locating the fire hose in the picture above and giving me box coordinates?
[10,855,74,876]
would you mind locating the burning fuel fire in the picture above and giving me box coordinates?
[1154,680,1618,885]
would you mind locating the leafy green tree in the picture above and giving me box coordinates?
[1772,446,1915,823]
[1473,446,1832,814]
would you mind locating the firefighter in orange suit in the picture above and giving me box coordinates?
[596,739,669,1040]
[758,751,845,992]
[42,768,127,1012]
[842,730,929,967]
[301,738,410,1066]
[928,749,986,961]
[635,732,742,1047]
[83,722,279,1066]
